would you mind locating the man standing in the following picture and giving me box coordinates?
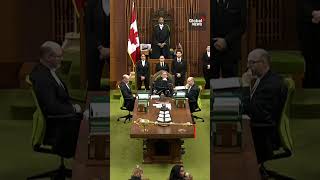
[202,46,211,89]
[151,16,170,59]
[85,0,109,90]
[155,55,169,73]
[211,0,247,78]
[242,49,287,177]
[136,54,150,90]
[172,50,187,86]
[297,0,320,88]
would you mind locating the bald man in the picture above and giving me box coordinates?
[119,74,135,111]
[242,49,287,167]
[30,41,82,157]
[186,77,200,113]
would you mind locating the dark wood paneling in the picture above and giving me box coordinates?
[0,62,22,88]
[249,0,298,50]
[110,0,128,83]
[0,0,53,88]
[111,0,210,82]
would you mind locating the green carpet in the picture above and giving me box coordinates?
[291,89,320,118]
[0,120,72,179]
[265,118,320,179]
[110,96,210,180]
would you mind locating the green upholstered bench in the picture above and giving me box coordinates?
[270,51,305,88]
[194,77,206,87]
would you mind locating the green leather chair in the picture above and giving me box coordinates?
[263,78,295,179]
[26,75,74,180]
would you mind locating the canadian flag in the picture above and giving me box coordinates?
[127,1,140,65]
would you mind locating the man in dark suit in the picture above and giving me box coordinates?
[119,74,135,111]
[153,71,173,97]
[202,46,211,89]
[211,0,247,78]
[30,41,82,157]
[186,77,200,113]
[136,54,150,90]
[151,16,170,59]
[85,0,109,90]
[242,49,287,175]
[155,55,170,73]
[297,0,320,88]
[172,49,187,86]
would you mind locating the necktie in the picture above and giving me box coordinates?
[161,62,164,67]
[51,70,65,90]
[250,78,260,99]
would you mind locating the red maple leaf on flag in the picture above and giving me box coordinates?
[129,29,138,45]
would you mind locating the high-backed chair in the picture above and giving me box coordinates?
[117,85,133,123]
[26,75,74,180]
[261,78,295,179]
[150,70,175,93]
[191,85,204,123]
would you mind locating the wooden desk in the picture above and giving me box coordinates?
[149,59,173,75]
[211,119,261,180]
[72,91,109,180]
[130,98,194,164]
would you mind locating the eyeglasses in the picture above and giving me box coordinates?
[247,60,262,65]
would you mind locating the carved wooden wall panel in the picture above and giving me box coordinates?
[125,0,205,76]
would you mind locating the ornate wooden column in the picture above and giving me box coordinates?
[110,0,129,87]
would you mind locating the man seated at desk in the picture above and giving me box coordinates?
[153,71,174,97]
[119,74,135,111]
[185,77,200,113]
[242,48,287,177]
[30,41,82,157]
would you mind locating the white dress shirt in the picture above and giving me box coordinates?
[159,24,164,30]
[50,69,65,90]
[126,83,130,90]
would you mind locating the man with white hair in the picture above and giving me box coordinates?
[186,77,200,113]
[242,48,287,176]
[119,74,135,111]
[30,41,82,157]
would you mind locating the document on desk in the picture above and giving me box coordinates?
[176,91,186,98]
[150,95,160,99]
[174,86,187,91]
[153,103,172,110]
[90,103,109,118]
[138,93,149,100]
